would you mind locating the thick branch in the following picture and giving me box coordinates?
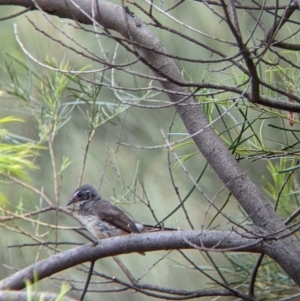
[0,291,76,301]
[0,230,262,291]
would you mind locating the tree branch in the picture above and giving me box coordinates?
[0,291,76,301]
[0,230,262,291]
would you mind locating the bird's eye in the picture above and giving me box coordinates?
[74,191,82,198]
[75,189,90,199]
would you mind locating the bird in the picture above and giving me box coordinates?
[67,184,161,244]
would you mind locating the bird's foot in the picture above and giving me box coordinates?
[93,239,101,246]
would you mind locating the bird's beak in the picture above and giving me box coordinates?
[66,199,73,206]
[66,197,76,206]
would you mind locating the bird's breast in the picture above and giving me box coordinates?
[79,215,128,239]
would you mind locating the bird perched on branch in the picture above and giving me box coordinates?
[67,184,172,254]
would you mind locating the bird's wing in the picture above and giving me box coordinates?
[95,200,140,233]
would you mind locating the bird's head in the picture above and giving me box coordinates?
[67,184,98,206]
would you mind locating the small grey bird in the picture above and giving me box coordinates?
[67,184,150,241]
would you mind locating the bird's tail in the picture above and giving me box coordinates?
[142,223,176,231]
